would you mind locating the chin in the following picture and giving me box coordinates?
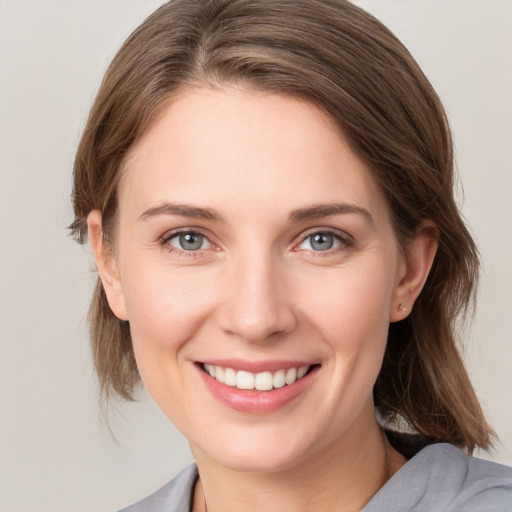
[215,450,306,474]
[192,426,327,474]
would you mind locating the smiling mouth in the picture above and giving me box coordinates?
[201,363,318,391]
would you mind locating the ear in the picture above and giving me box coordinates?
[87,210,128,321]
[389,221,438,322]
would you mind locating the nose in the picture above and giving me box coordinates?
[216,250,297,344]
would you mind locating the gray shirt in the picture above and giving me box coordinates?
[119,443,512,511]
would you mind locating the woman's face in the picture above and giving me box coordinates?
[101,88,411,472]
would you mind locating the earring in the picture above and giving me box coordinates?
[398,304,407,312]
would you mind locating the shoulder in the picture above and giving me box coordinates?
[364,443,512,512]
[424,444,512,511]
[118,463,198,512]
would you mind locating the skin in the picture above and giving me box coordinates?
[88,88,437,511]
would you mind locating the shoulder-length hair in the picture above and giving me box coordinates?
[70,0,493,452]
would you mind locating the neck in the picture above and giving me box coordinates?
[191,406,406,512]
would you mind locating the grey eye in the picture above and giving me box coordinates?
[309,233,335,251]
[297,232,343,252]
[169,232,210,251]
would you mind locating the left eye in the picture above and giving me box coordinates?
[167,232,212,251]
[298,232,342,252]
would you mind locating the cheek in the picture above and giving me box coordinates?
[300,261,394,343]
[119,263,223,424]
[297,258,396,395]
[121,263,218,361]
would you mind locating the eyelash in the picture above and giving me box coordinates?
[160,228,354,257]
[293,228,354,256]
[160,228,216,257]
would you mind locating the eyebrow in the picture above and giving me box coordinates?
[288,203,374,226]
[138,201,373,226]
[138,202,225,222]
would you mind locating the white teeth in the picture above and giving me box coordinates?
[297,365,309,379]
[215,366,225,383]
[237,371,255,390]
[273,369,286,389]
[204,364,216,377]
[285,367,297,385]
[203,364,311,391]
[255,371,273,391]
[224,367,237,387]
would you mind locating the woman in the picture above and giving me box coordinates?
[70,0,512,510]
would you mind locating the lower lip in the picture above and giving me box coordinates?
[197,365,318,414]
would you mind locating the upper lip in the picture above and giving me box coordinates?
[197,359,318,373]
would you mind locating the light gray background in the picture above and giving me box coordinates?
[1,1,510,511]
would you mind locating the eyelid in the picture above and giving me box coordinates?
[292,227,354,253]
[160,227,219,254]
[161,226,210,241]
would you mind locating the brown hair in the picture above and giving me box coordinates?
[70,0,494,452]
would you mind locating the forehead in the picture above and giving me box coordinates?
[119,88,388,223]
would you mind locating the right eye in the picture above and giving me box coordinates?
[298,232,340,252]
[165,231,212,252]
